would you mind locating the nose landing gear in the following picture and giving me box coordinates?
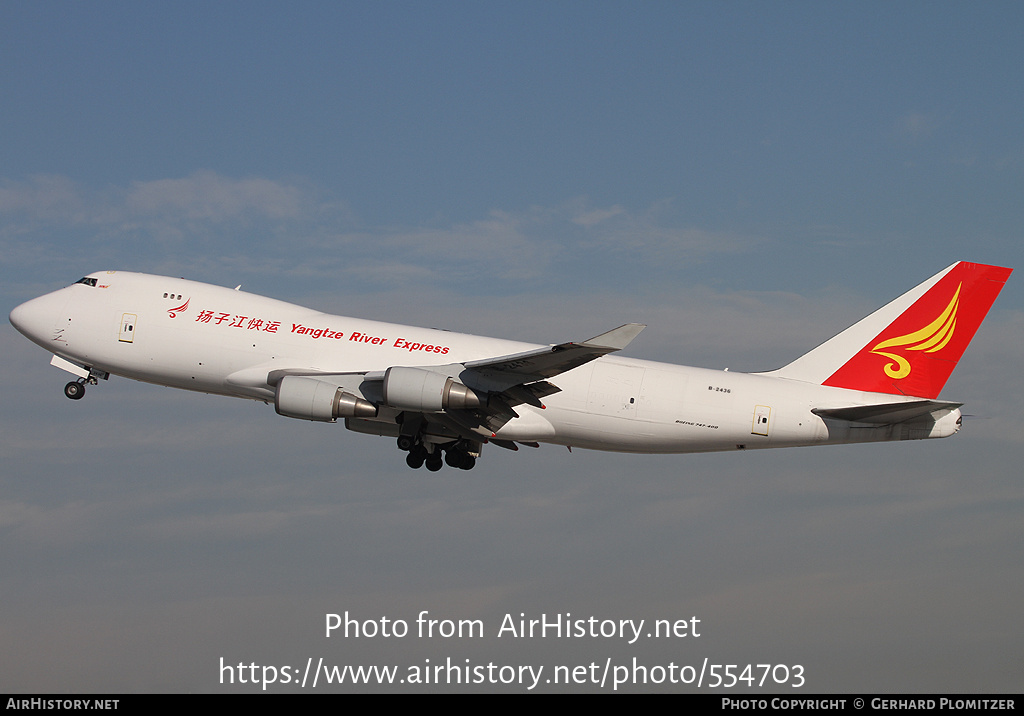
[64,380,86,400]
[63,373,102,400]
[52,358,107,401]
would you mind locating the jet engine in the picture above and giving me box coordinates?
[275,375,378,422]
[382,366,485,412]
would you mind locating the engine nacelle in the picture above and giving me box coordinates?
[275,376,378,422]
[382,366,485,412]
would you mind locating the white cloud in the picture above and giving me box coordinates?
[0,174,85,222]
[895,112,939,142]
[0,172,317,225]
[2,175,762,296]
[571,204,625,227]
[124,171,307,221]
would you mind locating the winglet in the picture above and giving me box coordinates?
[581,323,646,351]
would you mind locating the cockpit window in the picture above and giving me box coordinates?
[75,277,98,287]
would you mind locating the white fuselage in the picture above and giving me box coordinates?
[10,271,961,455]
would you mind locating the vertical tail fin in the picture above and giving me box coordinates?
[768,262,1012,399]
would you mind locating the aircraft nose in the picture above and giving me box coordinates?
[9,293,61,344]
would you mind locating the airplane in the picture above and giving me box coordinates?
[8,261,1011,471]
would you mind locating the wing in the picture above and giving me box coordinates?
[263,324,646,447]
[463,322,647,388]
[393,323,647,439]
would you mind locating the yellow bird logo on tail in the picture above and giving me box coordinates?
[870,283,960,380]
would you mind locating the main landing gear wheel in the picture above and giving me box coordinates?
[398,437,478,471]
[405,447,426,469]
[64,381,86,400]
[444,447,477,470]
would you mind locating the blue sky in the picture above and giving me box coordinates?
[2,2,1022,692]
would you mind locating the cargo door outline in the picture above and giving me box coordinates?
[751,405,771,436]
[586,363,645,418]
[119,313,137,343]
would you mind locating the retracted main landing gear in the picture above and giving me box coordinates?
[397,436,478,471]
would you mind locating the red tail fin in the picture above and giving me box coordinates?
[822,262,1011,398]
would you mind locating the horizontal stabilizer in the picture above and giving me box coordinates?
[812,400,962,424]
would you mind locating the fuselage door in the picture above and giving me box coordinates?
[119,313,137,343]
[751,405,771,436]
